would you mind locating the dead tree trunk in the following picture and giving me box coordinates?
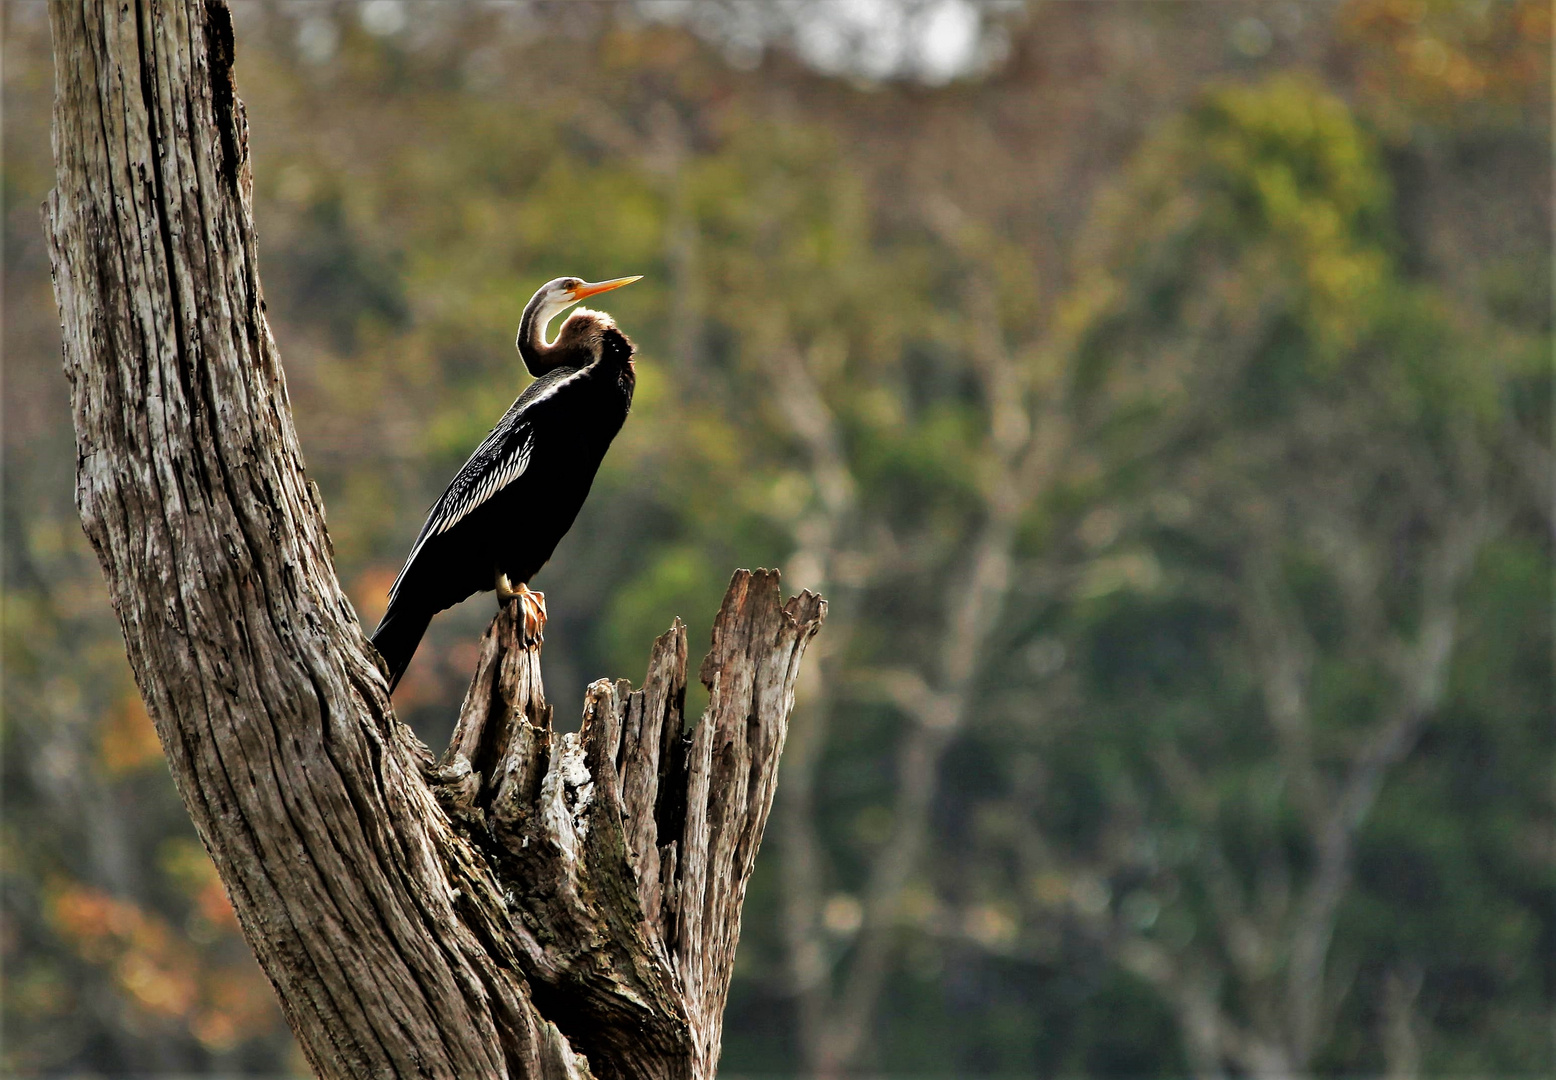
[42,2,825,1077]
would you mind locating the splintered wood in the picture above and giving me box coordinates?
[435,570,825,1079]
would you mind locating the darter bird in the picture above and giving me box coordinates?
[371,275,641,692]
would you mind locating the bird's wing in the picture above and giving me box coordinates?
[387,410,534,603]
[385,365,594,606]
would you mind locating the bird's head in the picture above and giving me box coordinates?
[534,275,641,327]
[519,275,641,374]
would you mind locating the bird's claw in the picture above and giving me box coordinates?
[496,573,546,645]
[516,589,546,645]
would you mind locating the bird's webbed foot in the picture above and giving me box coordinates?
[496,572,546,644]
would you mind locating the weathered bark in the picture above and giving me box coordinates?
[43,2,825,1077]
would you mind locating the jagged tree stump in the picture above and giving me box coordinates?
[42,1,825,1076]
[437,578,823,1078]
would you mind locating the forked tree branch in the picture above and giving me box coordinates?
[44,2,824,1076]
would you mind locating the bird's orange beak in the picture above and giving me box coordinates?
[569,276,642,302]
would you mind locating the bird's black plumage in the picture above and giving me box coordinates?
[372,279,637,691]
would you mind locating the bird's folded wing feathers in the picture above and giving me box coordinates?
[387,418,534,601]
[435,427,535,535]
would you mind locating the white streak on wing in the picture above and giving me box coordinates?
[512,361,593,415]
[440,436,533,534]
[386,424,534,603]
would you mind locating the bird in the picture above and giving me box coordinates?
[371,275,642,692]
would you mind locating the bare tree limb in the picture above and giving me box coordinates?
[45,3,824,1075]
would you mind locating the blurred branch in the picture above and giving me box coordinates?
[1382,965,1425,1080]
[1147,496,1497,1073]
[754,329,861,1064]
[1504,417,1554,536]
[1002,380,1504,1078]
[1241,553,1327,829]
[1152,745,1278,990]
[768,190,1077,1075]
[1286,503,1494,1060]
[769,341,858,524]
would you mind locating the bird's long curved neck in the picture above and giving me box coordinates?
[517,292,562,376]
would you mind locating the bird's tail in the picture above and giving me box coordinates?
[370,604,432,693]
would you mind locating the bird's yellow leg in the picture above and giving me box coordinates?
[495,571,524,600]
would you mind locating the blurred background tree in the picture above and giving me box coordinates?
[3,1,1548,1075]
